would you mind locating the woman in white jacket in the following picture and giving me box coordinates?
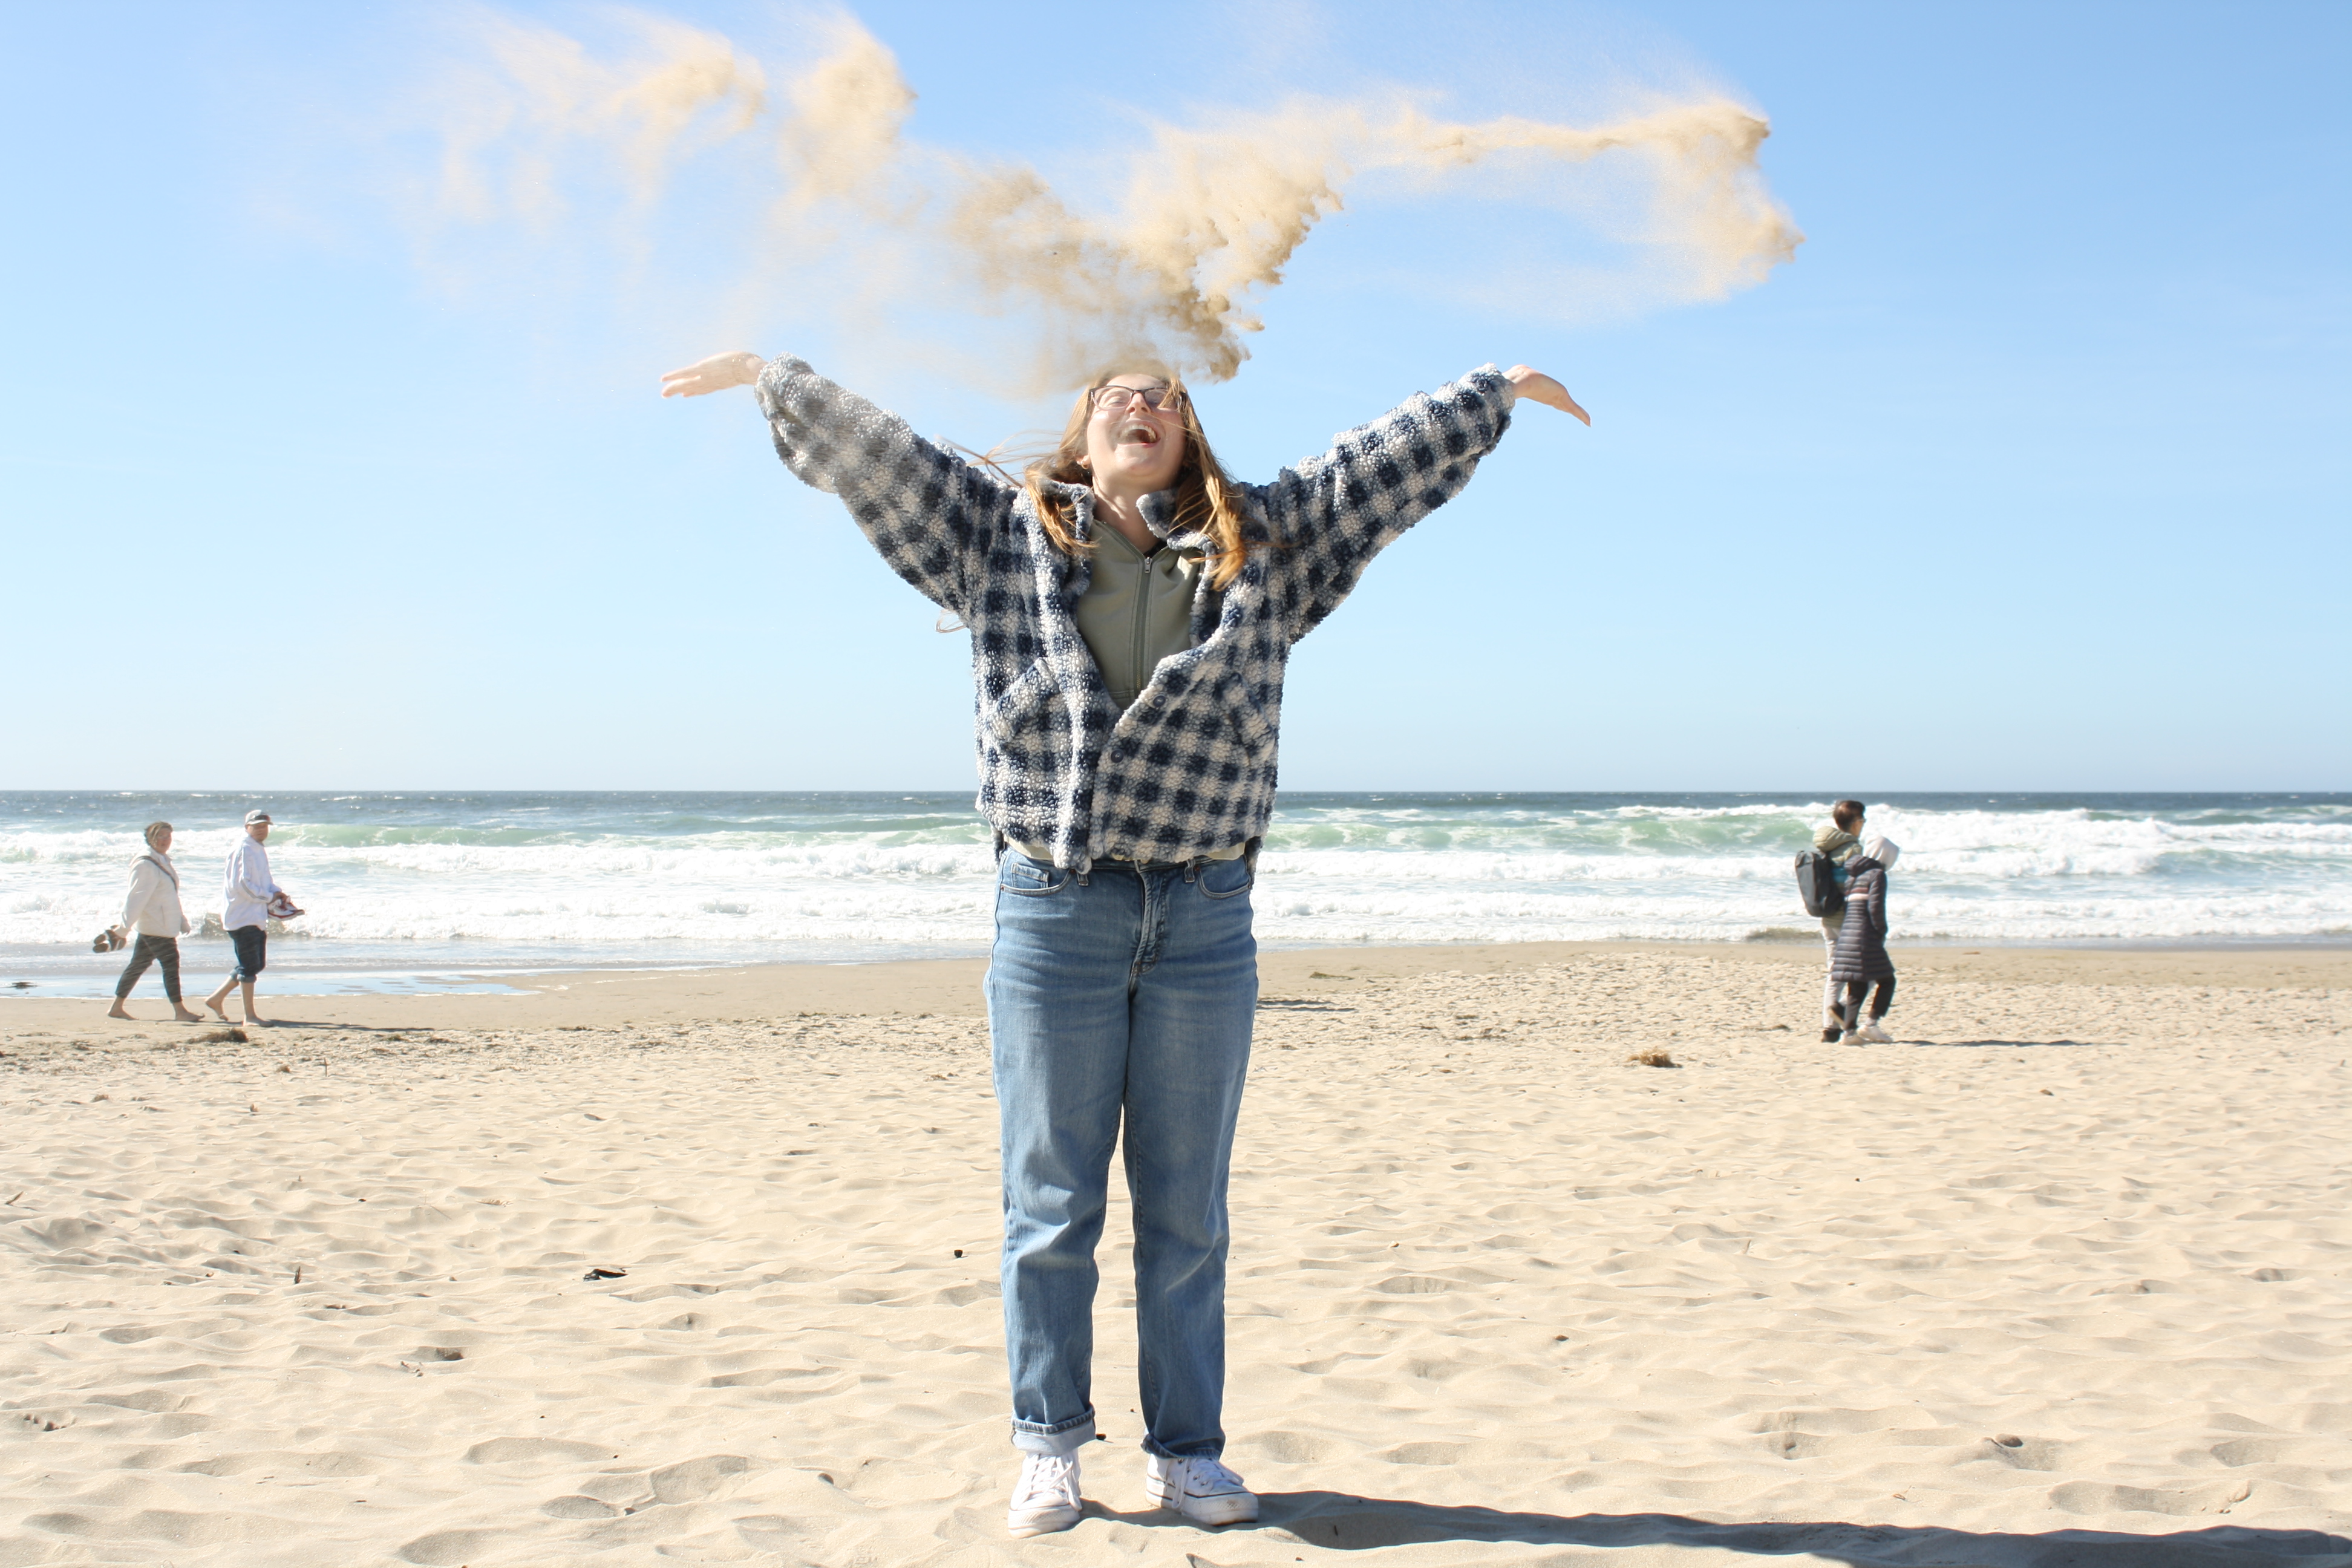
[106,822,202,1022]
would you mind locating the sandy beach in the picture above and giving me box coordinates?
[4,941,2348,1566]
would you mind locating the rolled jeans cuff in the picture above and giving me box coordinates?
[1010,1410,1096,1456]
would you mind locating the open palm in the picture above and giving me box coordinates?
[1504,365,1590,425]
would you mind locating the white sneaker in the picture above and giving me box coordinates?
[1857,1021,1893,1044]
[1006,1452,1083,1537]
[1145,1453,1258,1526]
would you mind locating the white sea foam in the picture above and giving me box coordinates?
[4,794,2345,982]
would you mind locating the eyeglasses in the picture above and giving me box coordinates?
[1089,383,1182,413]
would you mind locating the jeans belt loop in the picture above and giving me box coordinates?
[1074,852,1092,887]
[1183,858,1201,884]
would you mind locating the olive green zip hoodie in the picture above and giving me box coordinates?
[1074,525,1205,712]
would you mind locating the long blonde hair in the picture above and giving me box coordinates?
[1018,377,1253,590]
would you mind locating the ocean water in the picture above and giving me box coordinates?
[4,792,2345,996]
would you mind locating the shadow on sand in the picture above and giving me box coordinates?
[1903,1038,2114,1050]
[1080,1494,2352,1566]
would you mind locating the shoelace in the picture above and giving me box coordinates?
[1182,1458,1246,1494]
[1017,1457,1079,1506]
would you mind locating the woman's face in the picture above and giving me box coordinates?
[1082,375,1187,494]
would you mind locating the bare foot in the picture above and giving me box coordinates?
[245,1016,271,1027]
[174,1008,206,1023]
[106,1003,134,1020]
[206,996,231,1021]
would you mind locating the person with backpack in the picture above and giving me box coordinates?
[1831,834,1903,1042]
[104,821,203,1022]
[1800,799,1870,1042]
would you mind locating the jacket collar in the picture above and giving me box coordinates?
[1138,490,1217,557]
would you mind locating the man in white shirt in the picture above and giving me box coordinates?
[106,821,203,1022]
[206,810,284,1025]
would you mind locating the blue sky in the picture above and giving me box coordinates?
[3,1,2345,791]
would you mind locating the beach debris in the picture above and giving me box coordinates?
[953,1249,964,1258]
[8,980,31,989]
[275,1063,292,1073]
[1992,1434,2024,1447]
[293,1264,304,1284]
[584,1266,628,1281]
[1627,1048,1679,1068]
[418,1346,465,1361]
[199,1028,247,1044]
[4,1193,20,1206]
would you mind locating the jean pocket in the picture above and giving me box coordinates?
[998,853,1070,898]
[1197,856,1255,901]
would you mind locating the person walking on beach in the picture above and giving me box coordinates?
[105,822,203,1023]
[662,347,1588,1536]
[206,810,283,1026]
[1811,800,1870,1041]
[1831,834,1903,1042]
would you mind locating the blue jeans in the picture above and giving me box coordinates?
[986,850,1258,1460]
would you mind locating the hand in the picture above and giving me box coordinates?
[1503,365,1590,426]
[660,351,767,398]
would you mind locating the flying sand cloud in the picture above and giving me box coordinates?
[416,8,1803,390]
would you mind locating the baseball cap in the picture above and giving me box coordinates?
[244,810,273,826]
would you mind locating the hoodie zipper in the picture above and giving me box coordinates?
[1129,543,1156,707]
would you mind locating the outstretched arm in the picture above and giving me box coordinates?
[659,350,1016,617]
[1503,365,1590,425]
[661,351,766,397]
[1259,363,1588,641]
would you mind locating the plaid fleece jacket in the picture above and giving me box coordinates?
[756,358,1517,867]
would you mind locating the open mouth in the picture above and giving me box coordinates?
[1115,418,1161,448]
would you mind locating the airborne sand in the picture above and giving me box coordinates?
[417,8,1801,391]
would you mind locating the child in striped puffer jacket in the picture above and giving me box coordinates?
[1829,834,1902,1042]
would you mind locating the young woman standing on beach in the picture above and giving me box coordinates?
[661,347,1587,1537]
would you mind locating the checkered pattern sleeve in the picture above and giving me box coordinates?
[755,356,1018,617]
[1256,366,1515,640]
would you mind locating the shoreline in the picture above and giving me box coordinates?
[8,938,2346,1034]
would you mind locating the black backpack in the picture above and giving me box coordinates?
[1794,850,1847,918]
